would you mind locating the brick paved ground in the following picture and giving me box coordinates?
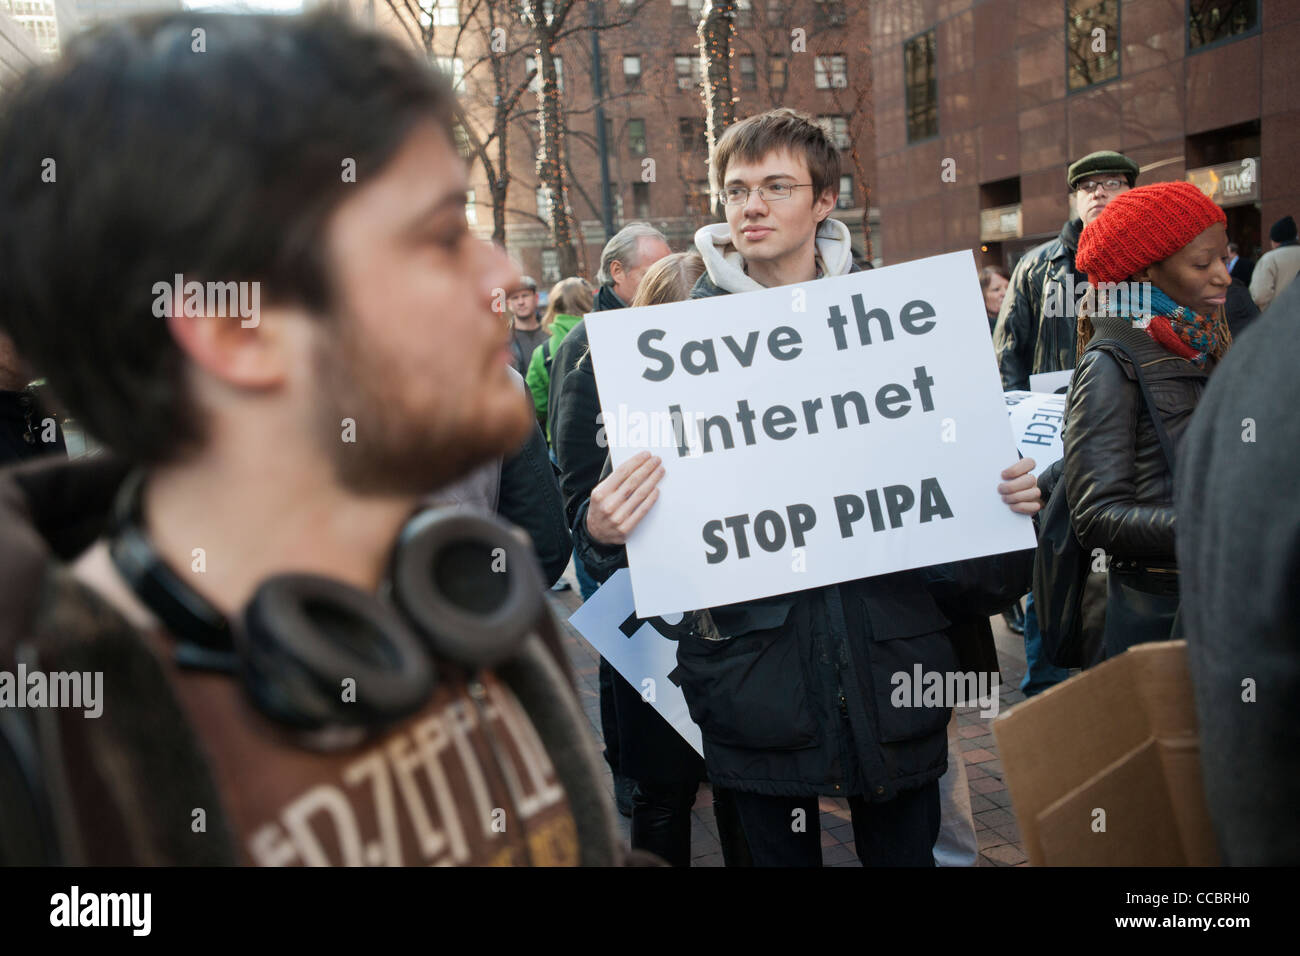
[545,568,1040,867]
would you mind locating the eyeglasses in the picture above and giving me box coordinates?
[1074,178,1127,196]
[720,183,813,205]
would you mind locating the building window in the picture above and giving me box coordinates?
[435,56,466,92]
[903,31,937,142]
[523,0,557,22]
[736,0,753,27]
[817,115,851,150]
[675,54,701,91]
[541,249,560,284]
[633,182,651,219]
[739,55,757,90]
[813,0,848,28]
[814,54,847,89]
[526,55,563,94]
[679,116,708,154]
[671,0,704,27]
[837,175,854,210]
[628,118,647,156]
[1067,0,1120,92]
[623,54,642,89]
[769,54,788,90]
[466,188,478,226]
[536,186,553,221]
[1188,0,1259,50]
[686,180,713,220]
[430,0,458,27]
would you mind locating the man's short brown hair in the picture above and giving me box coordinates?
[710,108,841,204]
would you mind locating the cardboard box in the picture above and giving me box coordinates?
[992,640,1220,866]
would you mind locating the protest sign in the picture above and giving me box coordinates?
[584,250,1036,617]
[1004,391,1066,477]
[567,569,703,757]
[1029,370,1073,394]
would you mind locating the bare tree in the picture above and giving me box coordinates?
[713,0,874,259]
[519,1,655,276]
[699,0,738,190]
[379,0,540,246]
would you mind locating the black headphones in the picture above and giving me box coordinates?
[107,471,544,740]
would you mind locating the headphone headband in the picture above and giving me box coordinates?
[104,469,545,741]
[107,470,238,667]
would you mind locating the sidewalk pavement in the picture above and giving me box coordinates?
[546,574,1038,867]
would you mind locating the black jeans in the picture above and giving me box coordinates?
[1102,568,1180,660]
[720,781,941,867]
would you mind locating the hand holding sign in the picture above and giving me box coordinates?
[586,450,664,546]
[998,457,1041,515]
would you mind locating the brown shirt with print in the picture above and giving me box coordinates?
[162,651,580,867]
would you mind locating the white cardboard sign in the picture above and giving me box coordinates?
[1029,369,1073,394]
[584,250,1036,617]
[1004,391,1067,477]
[566,569,704,757]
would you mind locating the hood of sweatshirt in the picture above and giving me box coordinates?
[693,217,855,294]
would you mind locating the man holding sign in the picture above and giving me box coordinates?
[573,110,1039,867]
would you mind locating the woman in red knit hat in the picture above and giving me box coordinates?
[1063,180,1233,658]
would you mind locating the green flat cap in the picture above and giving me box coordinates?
[1067,150,1140,190]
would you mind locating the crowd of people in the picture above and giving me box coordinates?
[0,11,1294,868]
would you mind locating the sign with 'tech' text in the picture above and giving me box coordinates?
[584,251,1036,617]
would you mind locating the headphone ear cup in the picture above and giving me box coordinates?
[240,575,434,732]
[390,509,543,670]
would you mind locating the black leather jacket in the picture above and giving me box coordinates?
[995,219,1086,390]
[1063,315,1211,563]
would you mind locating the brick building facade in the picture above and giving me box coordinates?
[340,0,877,283]
[870,0,1298,270]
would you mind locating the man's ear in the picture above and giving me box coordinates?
[608,259,627,285]
[165,299,288,390]
[813,187,838,224]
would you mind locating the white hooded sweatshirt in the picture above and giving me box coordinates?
[693,217,856,294]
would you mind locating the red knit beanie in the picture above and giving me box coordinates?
[1075,181,1227,285]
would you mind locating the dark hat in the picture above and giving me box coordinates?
[1270,215,1297,243]
[1067,150,1140,190]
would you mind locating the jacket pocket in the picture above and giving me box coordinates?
[861,583,957,744]
[674,598,817,751]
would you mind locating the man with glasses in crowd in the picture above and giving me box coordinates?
[995,150,1139,392]
[992,150,1139,700]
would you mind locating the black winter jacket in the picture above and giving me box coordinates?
[549,284,623,527]
[499,418,572,586]
[1063,315,1211,564]
[569,271,1033,800]
[995,219,1086,390]
[574,484,1029,800]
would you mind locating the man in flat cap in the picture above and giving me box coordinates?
[995,149,1139,391]
[992,149,1138,699]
